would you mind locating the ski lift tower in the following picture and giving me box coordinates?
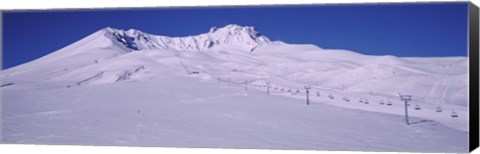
[399,94,412,125]
[244,80,249,93]
[304,86,311,105]
[266,82,271,95]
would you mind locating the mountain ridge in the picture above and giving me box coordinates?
[101,24,272,52]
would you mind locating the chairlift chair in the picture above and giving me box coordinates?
[451,110,458,118]
[386,100,392,106]
[435,106,443,112]
[364,99,369,104]
[414,104,421,110]
[379,100,385,105]
[316,91,321,97]
[328,94,334,100]
[291,89,299,95]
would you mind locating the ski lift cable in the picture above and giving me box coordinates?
[215,78,432,114]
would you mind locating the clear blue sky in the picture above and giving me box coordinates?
[2,2,469,69]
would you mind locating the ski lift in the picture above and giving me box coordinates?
[316,91,321,97]
[291,89,299,95]
[188,71,200,75]
[359,98,364,103]
[343,97,350,102]
[386,100,392,106]
[379,100,385,105]
[274,87,278,90]
[414,104,421,110]
[328,94,334,100]
[364,99,369,104]
[451,110,458,118]
[435,105,443,112]
[288,89,292,93]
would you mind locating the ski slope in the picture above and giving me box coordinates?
[1,24,469,152]
[2,76,468,152]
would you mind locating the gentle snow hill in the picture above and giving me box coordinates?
[2,75,469,152]
[1,24,469,137]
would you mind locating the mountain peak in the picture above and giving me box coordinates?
[101,24,270,52]
[221,24,252,31]
[209,26,218,33]
[212,24,263,38]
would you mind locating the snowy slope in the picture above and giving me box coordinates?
[2,76,468,152]
[1,24,469,152]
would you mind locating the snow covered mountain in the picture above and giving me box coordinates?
[1,24,469,152]
[105,24,270,52]
[1,24,468,107]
